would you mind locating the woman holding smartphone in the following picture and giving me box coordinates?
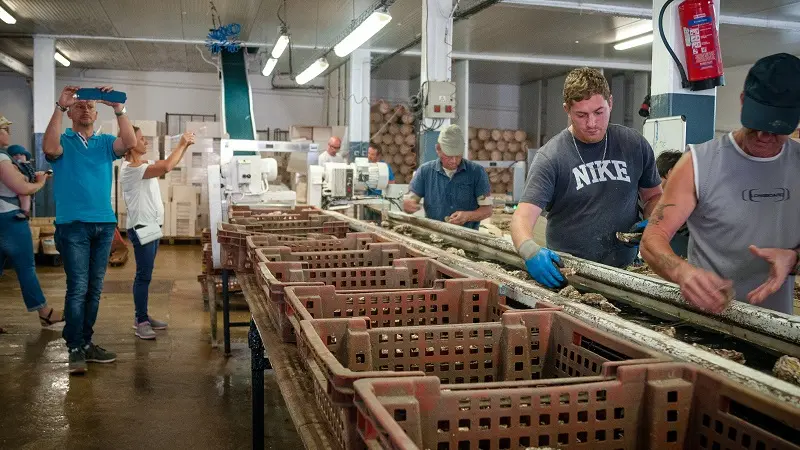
[120,127,194,339]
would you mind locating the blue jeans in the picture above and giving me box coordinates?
[0,211,47,312]
[55,222,116,350]
[128,228,159,324]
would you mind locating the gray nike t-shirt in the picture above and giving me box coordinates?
[520,124,661,267]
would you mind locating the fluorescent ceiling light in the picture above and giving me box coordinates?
[295,58,328,85]
[615,20,653,42]
[262,57,278,76]
[271,34,289,59]
[333,11,392,58]
[54,52,70,67]
[0,5,16,24]
[614,33,653,50]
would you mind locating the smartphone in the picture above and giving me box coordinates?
[74,88,127,104]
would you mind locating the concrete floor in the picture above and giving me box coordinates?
[0,244,302,450]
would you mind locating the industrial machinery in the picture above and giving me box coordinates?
[221,155,297,206]
[307,157,391,210]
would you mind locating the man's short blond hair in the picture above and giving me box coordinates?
[563,67,611,107]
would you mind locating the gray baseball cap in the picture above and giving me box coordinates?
[741,53,800,135]
[437,124,465,157]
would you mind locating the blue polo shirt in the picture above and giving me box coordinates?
[49,129,119,224]
[409,159,490,230]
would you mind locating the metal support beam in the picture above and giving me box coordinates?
[500,0,800,32]
[0,50,30,77]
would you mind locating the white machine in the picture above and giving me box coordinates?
[221,155,297,207]
[307,158,390,209]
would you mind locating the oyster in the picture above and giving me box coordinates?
[693,343,746,364]
[653,325,676,338]
[558,285,583,300]
[429,234,444,244]
[773,356,800,386]
[446,247,466,257]
[559,267,577,278]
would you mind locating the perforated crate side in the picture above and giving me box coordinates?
[352,363,800,450]
[307,357,366,450]
[284,278,523,338]
[253,243,423,268]
[299,310,666,404]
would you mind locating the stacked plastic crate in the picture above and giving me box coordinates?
[225,205,800,450]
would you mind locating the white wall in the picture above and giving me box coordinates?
[715,64,749,133]
[371,78,413,105]
[544,75,568,143]
[0,68,326,135]
[518,81,541,146]
[0,73,33,151]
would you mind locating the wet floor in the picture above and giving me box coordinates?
[0,244,301,449]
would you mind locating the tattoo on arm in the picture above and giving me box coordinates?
[649,203,676,226]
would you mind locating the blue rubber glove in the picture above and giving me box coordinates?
[524,248,566,289]
[631,219,648,233]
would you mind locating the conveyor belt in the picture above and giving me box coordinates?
[320,209,800,407]
[387,211,800,356]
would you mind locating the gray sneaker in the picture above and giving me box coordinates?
[84,343,117,363]
[135,321,156,340]
[132,316,168,330]
[69,348,87,375]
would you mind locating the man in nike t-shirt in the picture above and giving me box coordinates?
[511,67,663,288]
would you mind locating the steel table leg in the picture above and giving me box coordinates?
[222,269,231,355]
[249,319,271,450]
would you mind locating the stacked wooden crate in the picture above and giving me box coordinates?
[369,101,416,184]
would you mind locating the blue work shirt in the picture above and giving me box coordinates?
[368,161,395,196]
[409,159,490,230]
[49,129,119,224]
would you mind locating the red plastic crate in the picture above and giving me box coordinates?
[353,362,800,450]
[253,242,425,267]
[229,204,321,218]
[284,278,558,338]
[256,258,468,342]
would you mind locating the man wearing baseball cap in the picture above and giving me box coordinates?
[642,52,800,315]
[403,124,492,230]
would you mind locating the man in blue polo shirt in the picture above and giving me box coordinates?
[403,124,492,230]
[43,85,137,375]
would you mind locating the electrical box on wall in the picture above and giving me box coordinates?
[423,81,456,119]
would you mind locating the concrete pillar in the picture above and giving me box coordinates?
[419,0,453,164]
[32,37,56,216]
[347,49,370,161]
[650,0,719,144]
[453,60,469,158]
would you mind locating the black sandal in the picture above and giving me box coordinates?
[39,308,65,328]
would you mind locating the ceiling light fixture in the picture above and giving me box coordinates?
[271,34,290,59]
[54,51,71,67]
[614,20,653,42]
[333,10,392,58]
[295,58,328,85]
[262,57,278,76]
[614,33,653,51]
[0,5,16,24]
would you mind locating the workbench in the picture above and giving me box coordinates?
[239,273,340,450]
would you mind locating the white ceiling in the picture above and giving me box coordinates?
[0,0,797,84]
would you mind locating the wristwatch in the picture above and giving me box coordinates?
[115,106,127,117]
[791,248,800,276]
[55,102,67,112]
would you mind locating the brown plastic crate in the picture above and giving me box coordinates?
[256,258,468,342]
[284,278,557,338]
[353,362,800,450]
[298,309,666,404]
[253,242,425,267]
[229,205,321,218]
[246,232,390,264]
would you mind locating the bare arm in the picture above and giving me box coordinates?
[112,112,137,157]
[447,205,492,225]
[142,132,195,179]
[641,153,731,313]
[639,185,663,218]
[0,161,46,195]
[511,202,543,251]
[403,192,422,213]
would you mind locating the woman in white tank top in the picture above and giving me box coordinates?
[120,128,194,339]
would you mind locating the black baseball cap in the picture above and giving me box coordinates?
[741,53,800,135]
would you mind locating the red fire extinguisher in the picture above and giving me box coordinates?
[659,0,725,91]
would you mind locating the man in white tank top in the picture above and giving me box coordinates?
[641,53,800,315]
